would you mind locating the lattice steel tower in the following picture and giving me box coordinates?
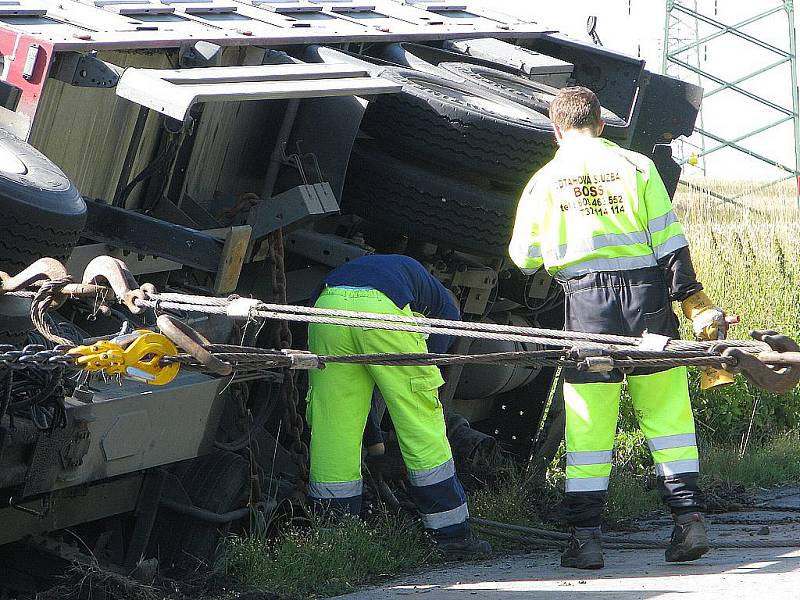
[663,0,800,201]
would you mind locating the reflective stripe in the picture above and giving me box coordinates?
[566,450,613,466]
[648,433,697,452]
[545,231,650,264]
[655,458,700,477]
[308,480,362,499]
[565,476,610,493]
[408,459,456,487]
[528,245,542,258]
[328,285,375,291]
[648,211,679,234]
[420,502,469,529]
[556,254,658,280]
[652,233,688,259]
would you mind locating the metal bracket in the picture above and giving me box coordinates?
[453,266,497,316]
[84,199,236,276]
[283,230,372,268]
[527,269,552,300]
[51,52,122,88]
[238,183,340,246]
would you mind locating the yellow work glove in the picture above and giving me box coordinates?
[681,290,736,390]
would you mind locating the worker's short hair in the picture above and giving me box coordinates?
[549,86,603,133]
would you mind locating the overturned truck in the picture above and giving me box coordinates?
[0,0,702,582]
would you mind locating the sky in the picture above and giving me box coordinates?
[472,0,799,182]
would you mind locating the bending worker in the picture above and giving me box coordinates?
[509,87,735,569]
[306,254,490,558]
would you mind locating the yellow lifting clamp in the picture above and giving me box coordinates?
[67,330,180,385]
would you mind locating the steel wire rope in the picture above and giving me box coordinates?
[471,517,800,549]
[137,295,768,355]
[137,299,765,359]
[151,293,765,351]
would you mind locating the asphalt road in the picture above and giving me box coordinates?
[337,490,800,600]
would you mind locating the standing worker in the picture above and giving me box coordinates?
[306,254,490,558]
[509,87,735,569]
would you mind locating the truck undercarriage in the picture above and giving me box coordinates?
[0,0,705,587]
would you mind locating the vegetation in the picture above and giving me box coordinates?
[219,514,435,599]
[675,181,800,446]
[222,182,800,598]
[701,431,800,488]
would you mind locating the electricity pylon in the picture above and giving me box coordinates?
[663,0,800,202]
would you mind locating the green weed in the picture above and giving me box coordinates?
[470,472,542,526]
[674,183,800,442]
[219,514,435,599]
[701,432,800,489]
[606,473,662,520]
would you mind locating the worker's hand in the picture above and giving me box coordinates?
[681,291,739,390]
[681,291,739,341]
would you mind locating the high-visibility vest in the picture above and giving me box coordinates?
[509,136,687,281]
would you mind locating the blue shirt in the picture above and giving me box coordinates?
[322,255,460,353]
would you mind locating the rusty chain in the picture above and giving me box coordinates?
[268,230,309,501]
[236,381,265,506]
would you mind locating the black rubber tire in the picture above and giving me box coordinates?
[439,62,628,134]
[342,143,516,257]
[151,450,250,571]
[0,296,32,345]
[0,127,86,274]
[360,68,557,186]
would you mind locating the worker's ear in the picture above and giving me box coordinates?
[596,118,605,136]
[553,123,564,143]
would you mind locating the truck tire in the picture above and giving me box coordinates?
[342,143,516,256]
[360,68,556,186]
[439,62,629,135]
[0,129,86,343]
[151,450,250,571]
[0,297,32,346]
[0,130,86,273]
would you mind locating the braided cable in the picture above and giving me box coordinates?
[134,297,767,354]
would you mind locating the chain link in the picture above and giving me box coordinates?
[234,381,265,505]
[0,344,75,371]
[268,230,309,501]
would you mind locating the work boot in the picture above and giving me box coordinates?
[436,535,492,560]
[561,527,604,570]
[665,512,710,562]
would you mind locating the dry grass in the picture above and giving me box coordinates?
[674,180,800,444]
[37,563,162,600]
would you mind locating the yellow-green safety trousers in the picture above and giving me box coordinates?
[561,269,703,527]
[306,286,470,540]
[565,368,700,525]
